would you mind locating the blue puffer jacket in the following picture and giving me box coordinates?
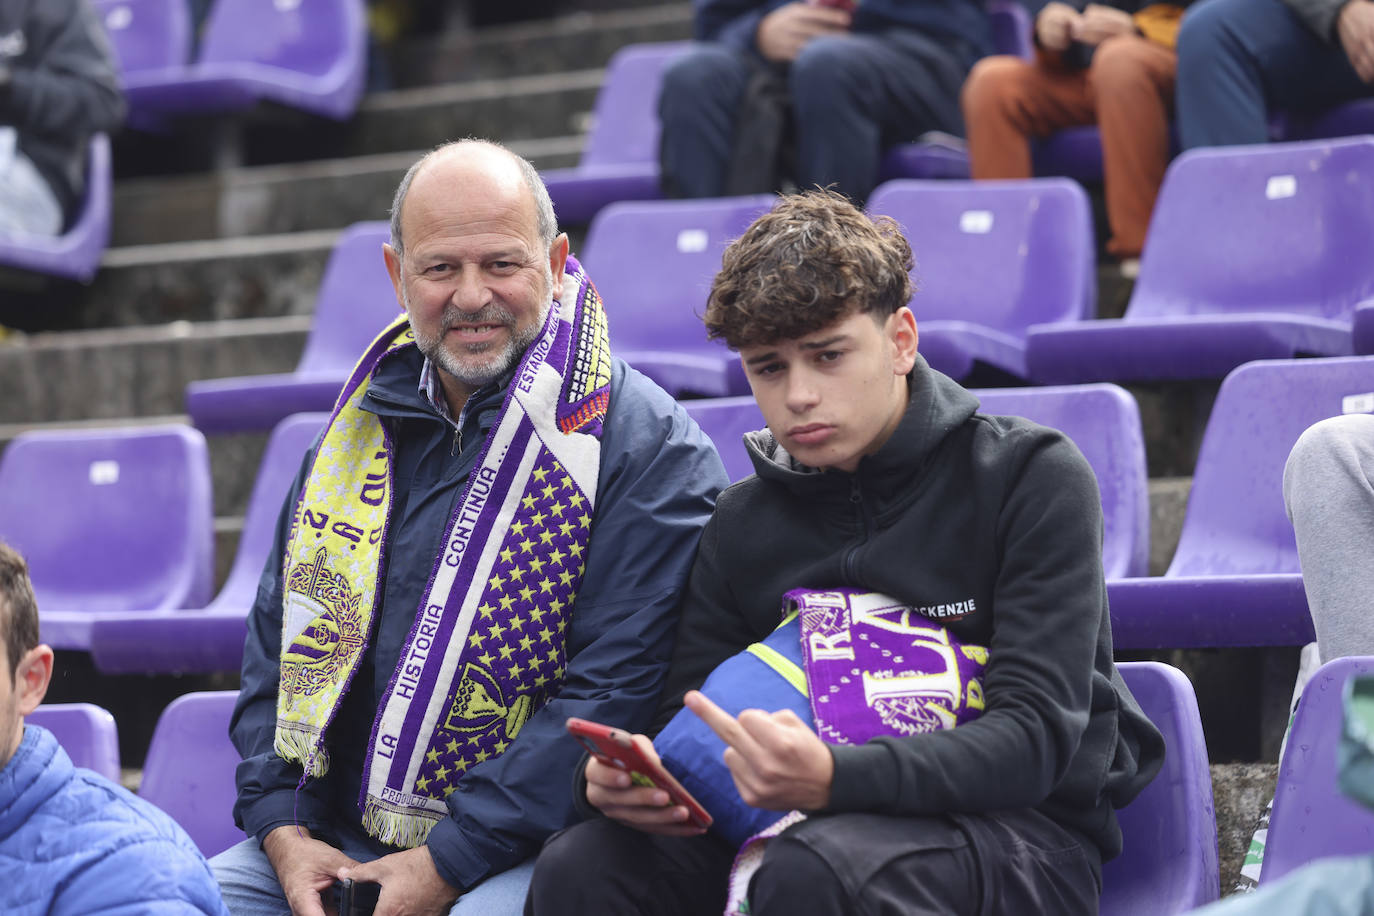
[0,725,228,915]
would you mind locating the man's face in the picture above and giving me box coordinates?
[384,152,567,408]
[0,648,16,769]
[739,308,919,472]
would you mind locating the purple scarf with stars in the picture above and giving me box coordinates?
[277,255,612,849]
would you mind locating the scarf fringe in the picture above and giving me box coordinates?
[275,727,329,779]
[362,800,440,848]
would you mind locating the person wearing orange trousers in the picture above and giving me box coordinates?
[960,2,1188,259]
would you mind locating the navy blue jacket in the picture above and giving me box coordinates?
[1,726,228,915]
[696,0,993,63]
[231,345,728,892]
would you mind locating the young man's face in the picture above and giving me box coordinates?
[739,307,919,472]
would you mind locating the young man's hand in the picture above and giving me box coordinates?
[685,691,834,811]
[1339,0,1374,82]
[1069,3,1137,46]
[262,825,360,916]
[756,2,853,63]
[337,846,458,916]
[1035,2,1080,52]
[584,735,708,836]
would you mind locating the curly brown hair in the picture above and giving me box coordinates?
[0,541,37,679]
[704,189,914,350]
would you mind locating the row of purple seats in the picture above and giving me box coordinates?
[94,0,366,128]
[1262,655,1374,884]
[28,703,121,781]
[0,134,112,284]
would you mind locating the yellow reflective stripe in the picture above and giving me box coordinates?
[746,643,808,696]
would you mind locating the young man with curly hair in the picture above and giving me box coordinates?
[524,190,1164,916]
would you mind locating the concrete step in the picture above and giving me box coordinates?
[383,3,691,88]
[111,137,583,248]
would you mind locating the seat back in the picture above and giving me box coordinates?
[207,412,327,614]
[1264,655,1374,883]
[138,691,246,857]
[198,0,362,79]
[0,133,112,283]
[581,195,775,353]
[93,0,192,76]
[975,384,1148,579]
[581,41,690,170]
[986,0,1033,58]
[1170,356,1374,576]
[1101,662,1219,914]
[0,425,214,613]
[867,178,1096,333]
[1130,137,1374,321]
[295,222,402,375]
[29,703,121,781]
[682,397,766,484]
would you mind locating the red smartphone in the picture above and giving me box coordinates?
[566,717,713,829]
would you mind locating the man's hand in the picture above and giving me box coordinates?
[1069,3,1137,46]
[262,825,360,916]
[584,734,708,836]
[684,690,834,811]
[338,847,459,916]
[756,2,853,63]
[1340,0,1374,82]
[1035,2,1080,52]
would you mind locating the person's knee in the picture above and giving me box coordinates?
[1176,0,1245,79]
[749,833,846,914]
[1284,414,1374,518]
[659,46,748,117]
[790,35,868,110]
[961,55,1036,118]
[1088,34,1160,93]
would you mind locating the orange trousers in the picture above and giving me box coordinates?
[960,35,1177,259]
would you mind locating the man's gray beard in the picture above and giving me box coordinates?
[409,267,555,390]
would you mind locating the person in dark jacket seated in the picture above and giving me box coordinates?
[210,140,728,916]
[658,0,992,202]
[0,0,124,236]
[0,540,227,915]
[525,190,1166,916]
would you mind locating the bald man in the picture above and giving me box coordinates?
[211,141,729,916]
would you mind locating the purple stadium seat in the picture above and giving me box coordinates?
[581,194,774,398]
[681,396,765,484]
[138,691,246,857]
[28,703,121,782]
[0,133,111,283]
[1026,138,1374,385]
[975,384,1148,579]
[867,178,1095,381]
[94,0,191,76]
[1107,356,1374,649]
[1,426,214,652]
[119,0,365,122]
[84,413,326,675]
[541,42,690,225]
[1263,655,1374,884]
[1354,303,1374,356]
[1102,662,1219,914]
[1283,97,1374,143]
[186,222,397,433]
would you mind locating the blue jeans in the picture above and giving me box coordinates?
[210,835,535,916]
[658,29,969,202]
[1175,0,1372,149]
[0,127,62,237]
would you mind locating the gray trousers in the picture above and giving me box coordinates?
[1284,413,1374,664]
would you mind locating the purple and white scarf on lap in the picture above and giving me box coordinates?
[275,255,612,848]
[726,588,989,915]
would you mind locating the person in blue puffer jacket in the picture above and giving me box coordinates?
[0,540,228,916]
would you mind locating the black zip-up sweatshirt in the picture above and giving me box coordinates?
[654,356,1165,862]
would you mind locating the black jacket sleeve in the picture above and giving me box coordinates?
[1281,0,1350,43]
[0,1,125,139]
